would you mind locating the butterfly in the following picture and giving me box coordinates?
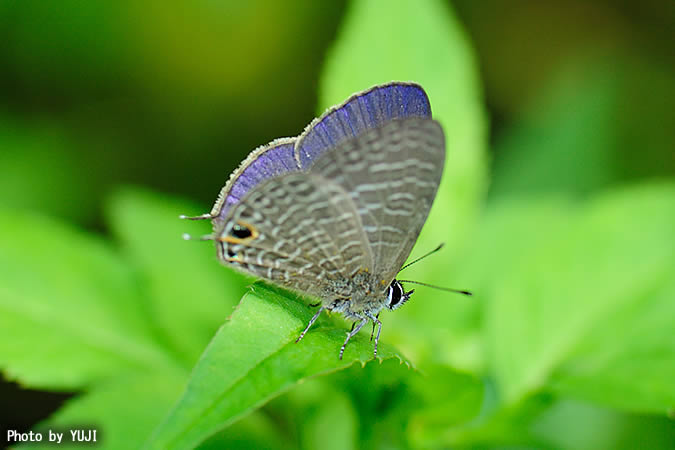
[183,82,461,359]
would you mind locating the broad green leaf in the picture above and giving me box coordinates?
[430,196,575,372]
[0,210,173,389]
[549,257,675,413]
[28,371,186,450]
[146,284,408,450]
[106,187,247,366]
[487,182,675,412]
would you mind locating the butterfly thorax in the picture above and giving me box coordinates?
[321,270,390,319]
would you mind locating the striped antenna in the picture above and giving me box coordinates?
[397,279,472,296]
[179,213,215,220]
[182,233,214,241]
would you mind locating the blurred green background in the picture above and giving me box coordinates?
[1,0,673,448]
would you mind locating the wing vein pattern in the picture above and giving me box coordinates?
[307,117,445,284]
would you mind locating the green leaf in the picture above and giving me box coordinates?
[549,262,675,413]
[146,283,408,450]
[486,182,675,413]
[0,210,173,389]
[29,371,186,450]
[436,196,575,372]
[106,187,248,366]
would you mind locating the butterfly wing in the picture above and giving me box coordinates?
[307,117,445,285]
[295,82,431,168]
[208,138,300,227]
[215,173,374,299]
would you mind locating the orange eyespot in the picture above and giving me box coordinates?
[218,220,259,244]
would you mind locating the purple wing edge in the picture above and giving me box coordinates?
[183,81,431,228]
[293,81,432,168]
[194,137,299,230]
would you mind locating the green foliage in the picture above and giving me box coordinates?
[107,189,247,365]
[0,208,175,390]
[481,184,675,412]
[147,284,407,449]
[1,0,673,449]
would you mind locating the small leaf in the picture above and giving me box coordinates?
[146,283,408,450]
[0,210,173,389]
[106,187,248,366]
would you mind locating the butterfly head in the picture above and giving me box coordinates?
[385,280,414,311]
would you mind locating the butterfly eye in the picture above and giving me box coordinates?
[386,282,403,309]
[386,280,413,310]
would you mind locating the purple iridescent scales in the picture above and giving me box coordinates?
[211,82,431,225]
[295,83,431,168]
[210,139,299,221]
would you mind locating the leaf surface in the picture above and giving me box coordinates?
[146,284,407,450]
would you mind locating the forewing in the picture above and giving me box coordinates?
[210,138,300,228]
[215,173,374,299]
[295,82,431,168]
[307,117,445,284]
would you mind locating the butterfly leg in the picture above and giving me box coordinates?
[339,318,367,360]
[366,312,382,357]
[295,306,325,343]
[369,313,380,341]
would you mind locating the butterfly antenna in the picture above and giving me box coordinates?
[182,233,214,241]
[399,243,445,272]
[397,280,472,296]
[179,213,215,220]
